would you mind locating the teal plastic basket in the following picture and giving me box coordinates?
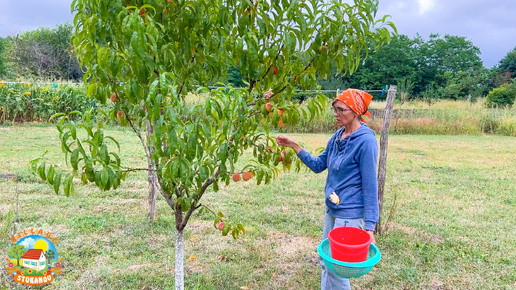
[317,238,381,279]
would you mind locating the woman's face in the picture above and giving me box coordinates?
[332,100,357,127]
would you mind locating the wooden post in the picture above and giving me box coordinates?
[375,85,396,235]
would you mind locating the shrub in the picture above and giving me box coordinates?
[486,84,516,107]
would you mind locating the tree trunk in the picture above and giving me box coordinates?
[148,177,156,222]
[175,229,184,290]
[375,85,397,235]
[146,120,157,222]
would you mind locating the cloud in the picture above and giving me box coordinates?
[0,0,73,37]
[0,0,515,67]
[19,237,36,250]
[377,0,516,67]
[418,0,435,15]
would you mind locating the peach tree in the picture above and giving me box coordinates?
[30,0,394,288]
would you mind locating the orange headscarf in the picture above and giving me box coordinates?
[334,89,373,123]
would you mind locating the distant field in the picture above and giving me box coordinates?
[0,126,515,289]
[1,83,516,137]
[288,99,516,136]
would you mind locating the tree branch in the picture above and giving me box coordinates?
[179,166,221,230]
[126,109,175,211]
[121,168,156,173]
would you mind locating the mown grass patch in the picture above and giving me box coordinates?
[0,127,515,289]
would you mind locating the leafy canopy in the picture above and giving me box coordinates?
[31,0,395,236]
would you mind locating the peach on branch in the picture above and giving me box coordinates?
[242,171,253,181]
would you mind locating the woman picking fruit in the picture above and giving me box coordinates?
[276,89,378,290]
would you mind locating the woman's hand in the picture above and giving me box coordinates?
[276,135,296,147]
[366,230,376,244]
[276,135,302,154]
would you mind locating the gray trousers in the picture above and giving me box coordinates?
[319,212,365,290]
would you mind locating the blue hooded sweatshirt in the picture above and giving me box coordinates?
[297,123,379,231]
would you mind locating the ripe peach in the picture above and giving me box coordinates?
[265,103,272,112]
[242,171,253,181]
[273,66,278,75]
[232,173,241,182]
[117,111,124,119]
[277,109,284,117]
[278,119,285,128]
[217,222,225,231]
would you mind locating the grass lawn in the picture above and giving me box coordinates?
[0,125,515,289]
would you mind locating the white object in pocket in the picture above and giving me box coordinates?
[329,191,340,205]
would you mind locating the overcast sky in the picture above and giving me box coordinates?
[0,0,515,68]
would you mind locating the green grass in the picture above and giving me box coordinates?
[0,126,515,289]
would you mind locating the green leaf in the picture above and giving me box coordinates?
[100,144,110,164]
[38,162,46,180]
[53,172,63,194]
[205,97,212,115]
[70,121,77,140]
[47,165,55,185]
[101,168,109,189]
[213,179,219,192]
[81,171,88,184]
[63,173,74,197]
[104,136,120,152]
[70,149,79,171]
[222,223,231,236]
[29,157,41,173]
[49,112,66,122]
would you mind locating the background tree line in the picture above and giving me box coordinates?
[0,24,515,105]
[0,23,83,81]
